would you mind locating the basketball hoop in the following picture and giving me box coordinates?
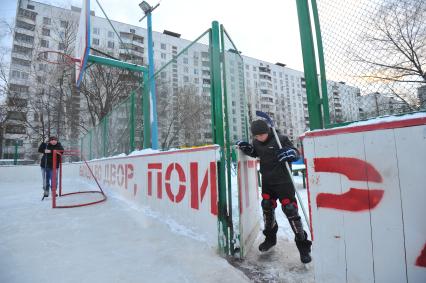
[37,50,81,68]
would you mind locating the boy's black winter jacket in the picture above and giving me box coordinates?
[247,133,299,185]
[38,142,64,169]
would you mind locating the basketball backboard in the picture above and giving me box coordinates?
[75,0,91,87]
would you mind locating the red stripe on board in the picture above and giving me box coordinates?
[314,157,383,182]
[305,158,313,241]
[305,116,426,138]
[416,243,426,267]
[237,161,242,214]
[316,188,384,211]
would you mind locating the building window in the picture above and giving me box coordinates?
[9,84,29,93]
[93,27,100,35]
[11,70,20,78]
[183,57,188,64]
[38,64,47,71]
[42,28,50,36]
[18,8,36,20]
[108,31,114,38]
[43,17,51,25]
[58,43,65,50]
[5,125,26,134]
[7,111,26,121]
[15,33,34,44]
[41,39,49,48]
[12,57,31,67]
[160,43,166,50]
[16,20,35,31]
[183,76,189,83]
[60,20,68,28]
[93,38,99,46]
[12,45,32,56]
[107,41,114,48]
[160,53,166,59]
[130,28,136,34]
[27,4,35,10]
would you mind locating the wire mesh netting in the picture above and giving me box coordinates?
[153,30,213,149]
[315,0,426,125]
[222,28,250,143]
[80,89,143,159]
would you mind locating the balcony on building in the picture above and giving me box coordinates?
[258,66,271,74]
[119,32,144,46]
[12,44,33,61]
[14,33,34,49]
[119,43,144,64]
[259,74,272,81]
[17,8,37,23]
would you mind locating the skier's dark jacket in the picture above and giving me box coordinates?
[246,131,299,185]
[38,142,64,169]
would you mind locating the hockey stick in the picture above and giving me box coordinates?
[255,110,311,228]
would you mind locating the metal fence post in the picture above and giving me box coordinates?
[210,20,229,256]
[130,91,135,152]
[296,0,324,130]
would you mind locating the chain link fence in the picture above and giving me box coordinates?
[154,29,213,150]
[80,89,143,159]
[315,0,425,125]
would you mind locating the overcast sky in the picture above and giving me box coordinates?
[1,0,304,70]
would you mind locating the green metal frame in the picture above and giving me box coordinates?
[220,24,235,255]
[295,0,324,130]
[210,21,229,256]
[129,91,135,152]
[310,0,330,126]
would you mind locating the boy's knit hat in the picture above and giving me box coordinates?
[250,120,269,135]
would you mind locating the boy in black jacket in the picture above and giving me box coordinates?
[236,119,312,263]
[38,136,64,197]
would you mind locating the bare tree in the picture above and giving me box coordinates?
[0,17,13,157]
[359,0,425,83]
[79,63,141,128]
[23,12,79,146]
[157,82,209,148]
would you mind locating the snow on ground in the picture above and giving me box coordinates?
[0,165,313,283]
[230,173,314,283]
[0,170,249,283]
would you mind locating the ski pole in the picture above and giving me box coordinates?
[256,111,311,229]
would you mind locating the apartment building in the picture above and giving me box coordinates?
[4,0,360,160]
[358,92,411,120]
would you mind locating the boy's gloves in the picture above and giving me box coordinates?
[277,147,298,162]
[235,140,254,155]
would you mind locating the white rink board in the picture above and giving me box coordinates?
[303,115,426,283]
[236,150,261,258]
[73,146,221,246]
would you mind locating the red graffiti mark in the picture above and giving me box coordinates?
[243,161,249,208]
[305,158,314,241]
[314,157,383,182]
[316,188,384,211]
[147,163,162,197]
[237,161,242,214]
[165,163,186,203]
[416,243,426,267]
